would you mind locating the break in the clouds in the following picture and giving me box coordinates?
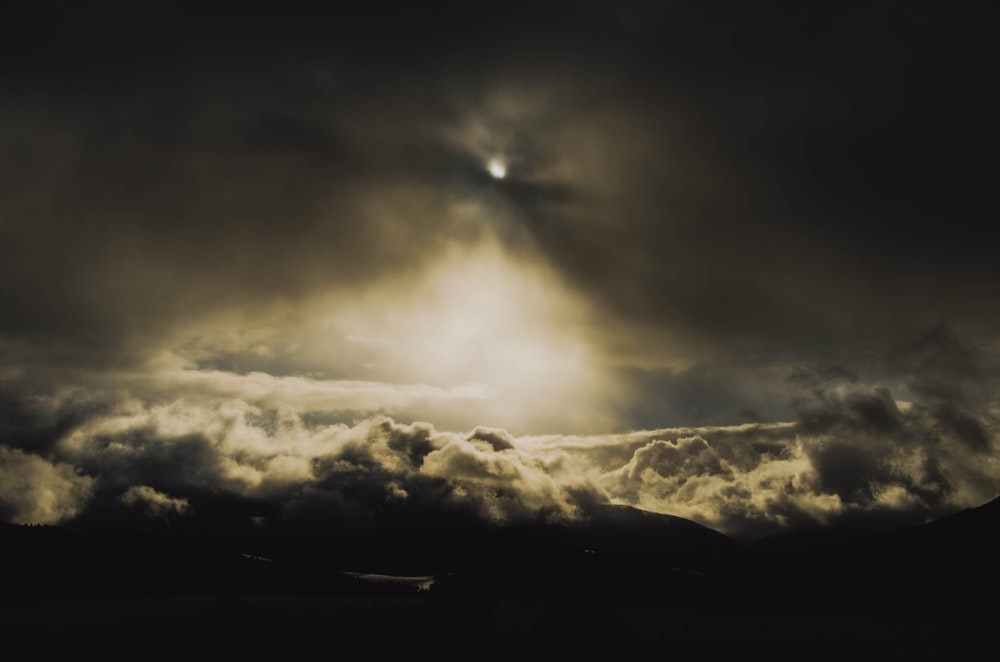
[1,2,998,535]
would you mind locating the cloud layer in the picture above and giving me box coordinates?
[2,363,996,539]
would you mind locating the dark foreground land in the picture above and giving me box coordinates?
[2,499,997,660]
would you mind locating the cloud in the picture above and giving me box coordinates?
[0,446,94,524]
[607,436,730,501]
[467,426,516,452]
[2,365,995,539]
[120,485,190,517]
[595,430,838,537]
[152,362,493,414]
[789,355,999,513]
[419,437,603,523]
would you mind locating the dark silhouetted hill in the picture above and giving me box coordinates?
[2,498,997,659]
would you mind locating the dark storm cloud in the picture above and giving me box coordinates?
[66,431,226,496]
[0,84,419,344]
[497,2,1000,365]
[793,383,903,437]
[788,346,997,518]
[889,324,982,400]
[0,387,85,455]
[2,2,996,379]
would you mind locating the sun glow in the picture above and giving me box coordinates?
[317,241,616,432]
[487,158,507,179]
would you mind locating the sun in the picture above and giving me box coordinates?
[487,158,507,179]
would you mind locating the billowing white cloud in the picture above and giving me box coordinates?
[2,370,994,539]
[0,446,94,524]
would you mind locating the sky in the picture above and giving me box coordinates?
[1,1,998,541]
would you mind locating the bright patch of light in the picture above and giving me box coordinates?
[488,158,507,179]
[311,241,617,432]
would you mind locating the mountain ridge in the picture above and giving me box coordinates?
[2,497,996,658]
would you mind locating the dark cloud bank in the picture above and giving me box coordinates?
[1,1,998,544]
